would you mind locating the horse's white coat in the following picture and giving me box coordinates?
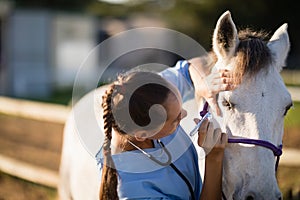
[210,11,291,199]
[58,11,291,200]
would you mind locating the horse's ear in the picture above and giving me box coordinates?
[212,11,239,62]
[267,23,290,72]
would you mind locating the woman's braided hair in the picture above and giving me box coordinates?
[100,84,118,200]
[99,71,175,199]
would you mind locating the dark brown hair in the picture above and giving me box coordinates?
[234,29,272,84]
[208,28,272,85]
[99,71,174,200]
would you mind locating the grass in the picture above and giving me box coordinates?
[26,83,107,106]
[278,166,300,200]
[285,101,300,128]
[25,87,73,105]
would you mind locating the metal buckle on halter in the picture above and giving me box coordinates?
[201,102,283,200]
[200,102,283,171]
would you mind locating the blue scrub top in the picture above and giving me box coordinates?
[96,60,202,199]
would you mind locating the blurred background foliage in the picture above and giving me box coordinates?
[3,0,299,105]
[12,0,300,69]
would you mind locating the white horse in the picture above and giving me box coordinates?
[207,11,292,200]
[58,11,292,200]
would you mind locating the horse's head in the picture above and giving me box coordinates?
[210,11,292,199]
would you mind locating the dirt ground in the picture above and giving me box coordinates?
[0,172,57,200]
[0,114,62,200]
[0,113,299,200]
[0,114,63,171]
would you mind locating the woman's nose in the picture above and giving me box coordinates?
[181,109,187,119]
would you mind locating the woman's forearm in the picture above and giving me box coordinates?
[199,153,224,200]
[195,118,227,200]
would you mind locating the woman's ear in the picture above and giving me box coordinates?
[134,131,148,141]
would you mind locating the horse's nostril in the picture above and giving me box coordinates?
[276,192,282,200]
[245,195,255,200]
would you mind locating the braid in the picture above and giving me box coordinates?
[99,71,173,199]
[99,84,118,200]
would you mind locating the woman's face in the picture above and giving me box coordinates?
[148,88,187,139]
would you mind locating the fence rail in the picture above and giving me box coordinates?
[0,96,70,123]
[287,87,300,102]
[281,70,300,86]
[0,154,59,188]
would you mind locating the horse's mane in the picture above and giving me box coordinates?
[234,29,272,83]
[208,28,273,84]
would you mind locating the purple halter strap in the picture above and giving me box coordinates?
[200,102,283,171]
[200,102,282,200]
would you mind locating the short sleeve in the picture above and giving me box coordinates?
[159,60,194,102]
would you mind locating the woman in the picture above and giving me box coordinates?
[96,58,233,200]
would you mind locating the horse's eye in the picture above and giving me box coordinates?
[222,99,234,110]
[284,103,293,116]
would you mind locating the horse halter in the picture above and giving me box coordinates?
[200,102,283,171]
[200,102,283,200]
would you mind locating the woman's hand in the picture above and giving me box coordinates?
[195,118,227,158]
[188,57,235,116]
[197,119,227,200]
